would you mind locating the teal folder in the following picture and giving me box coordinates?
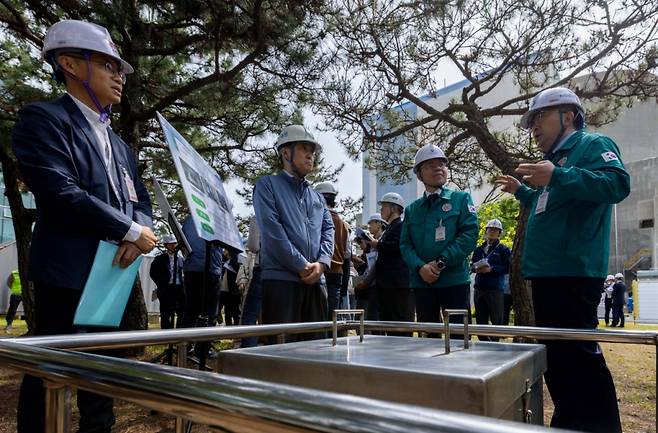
[74,241,142,328]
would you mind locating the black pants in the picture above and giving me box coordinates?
[6,293,22,326]
[503,293,513,325]
[219,291,242,326]
[325,273,342,320]
[158,283,185,329]
[262,279,327,342]
[474,288,504,342]
[377,286,414,337]
[414,284,470,339]
[181,272,220,328]
[18,284,122,433]
[531,277,621,433]
[611,303,625,327]
[604,297,613,325]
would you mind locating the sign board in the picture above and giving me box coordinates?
[152,176,193,258]
[157,112,243,252]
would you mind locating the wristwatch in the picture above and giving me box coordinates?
[436,256,447,270]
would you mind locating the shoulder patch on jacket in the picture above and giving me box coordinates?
[601,151,619,162]
[468,204,477,213]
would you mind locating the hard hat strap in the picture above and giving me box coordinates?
[52,50,112,123]
[544,110,567,156]
[285,143,305,179]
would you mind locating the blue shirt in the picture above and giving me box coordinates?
[181,216,223,275]
[253,171,334,282]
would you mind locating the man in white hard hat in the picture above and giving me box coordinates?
[366,213,387,238]
[371,192,413,334]
[11,20,156,433]
[149,234,185,330]
[315,181,351,315]
[253,125,334,340]
[400,144,479,335]
[603,274,615,326]
[470,219,511,341]
[497,86,629,432]
[611,273,626,328]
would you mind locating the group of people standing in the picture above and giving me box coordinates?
[8,15,631,433]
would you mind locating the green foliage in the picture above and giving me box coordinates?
[475,196,519,249]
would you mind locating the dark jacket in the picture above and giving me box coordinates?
[150,252,184,289]
[181,216,223,276]
[12,95,152,290]
[375,217,409,289]
[612,281,626,305]
[471,240,512,291]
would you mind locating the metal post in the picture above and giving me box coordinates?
[443,309,470,354]
[176,342,188,433]
[44,381,71,433]
[332,310,338,346]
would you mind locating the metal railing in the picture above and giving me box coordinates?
[1,320,655,432]
[0,339,577,433]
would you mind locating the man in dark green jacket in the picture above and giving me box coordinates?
[400,144,479,334]
[498,87,629,433]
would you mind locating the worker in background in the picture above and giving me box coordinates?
[611,273,626,328]
[4,269,22,331]
[603,274,615,326]
[149,234,185,329]
[471,219,511,341]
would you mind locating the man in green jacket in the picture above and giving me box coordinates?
[497,87,629,433]
[400,144,479,334]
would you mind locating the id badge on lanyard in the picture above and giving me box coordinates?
[435,219,446,242]
[122,167,139,202]
[535,188,549,214]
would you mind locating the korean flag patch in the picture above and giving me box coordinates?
[601,151,619,163]
[468,204,477,213]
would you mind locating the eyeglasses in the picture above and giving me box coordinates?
[65,54,126,84]
[528,108,559,128]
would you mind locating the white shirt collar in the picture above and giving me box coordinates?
[67,92,110,129]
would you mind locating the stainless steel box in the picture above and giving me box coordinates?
[217,336,546,424]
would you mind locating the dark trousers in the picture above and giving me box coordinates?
[6,293,22,326]
[474,288,504,342]
[262,279,327,342]
[325,273,342,320]
[377,286,414,336]
[219,291,241,326]
[158,283,185,329]
[240,267,262,348]
[18,284,119,433]
[531,277,621,433]
[604,297,613,325]
[611,304,625,327]
[414,284,470,339]
[181,272,220,328]
[503,293,513,325]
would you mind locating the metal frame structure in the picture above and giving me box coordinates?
[0,320,655,433]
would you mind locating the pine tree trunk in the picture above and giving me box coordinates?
[510,206,535,330]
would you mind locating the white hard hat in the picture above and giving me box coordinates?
[378,192,405,208]
[276,125,320,151]
[520,87,584,129]
[485,219,503,231]
[42,20,134,74]
[162,234,177,244]
[614,273,624,279]
[606,275,615,281]
[367,213,386,224]
[413,144,448,173]
[314,181,338,196]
